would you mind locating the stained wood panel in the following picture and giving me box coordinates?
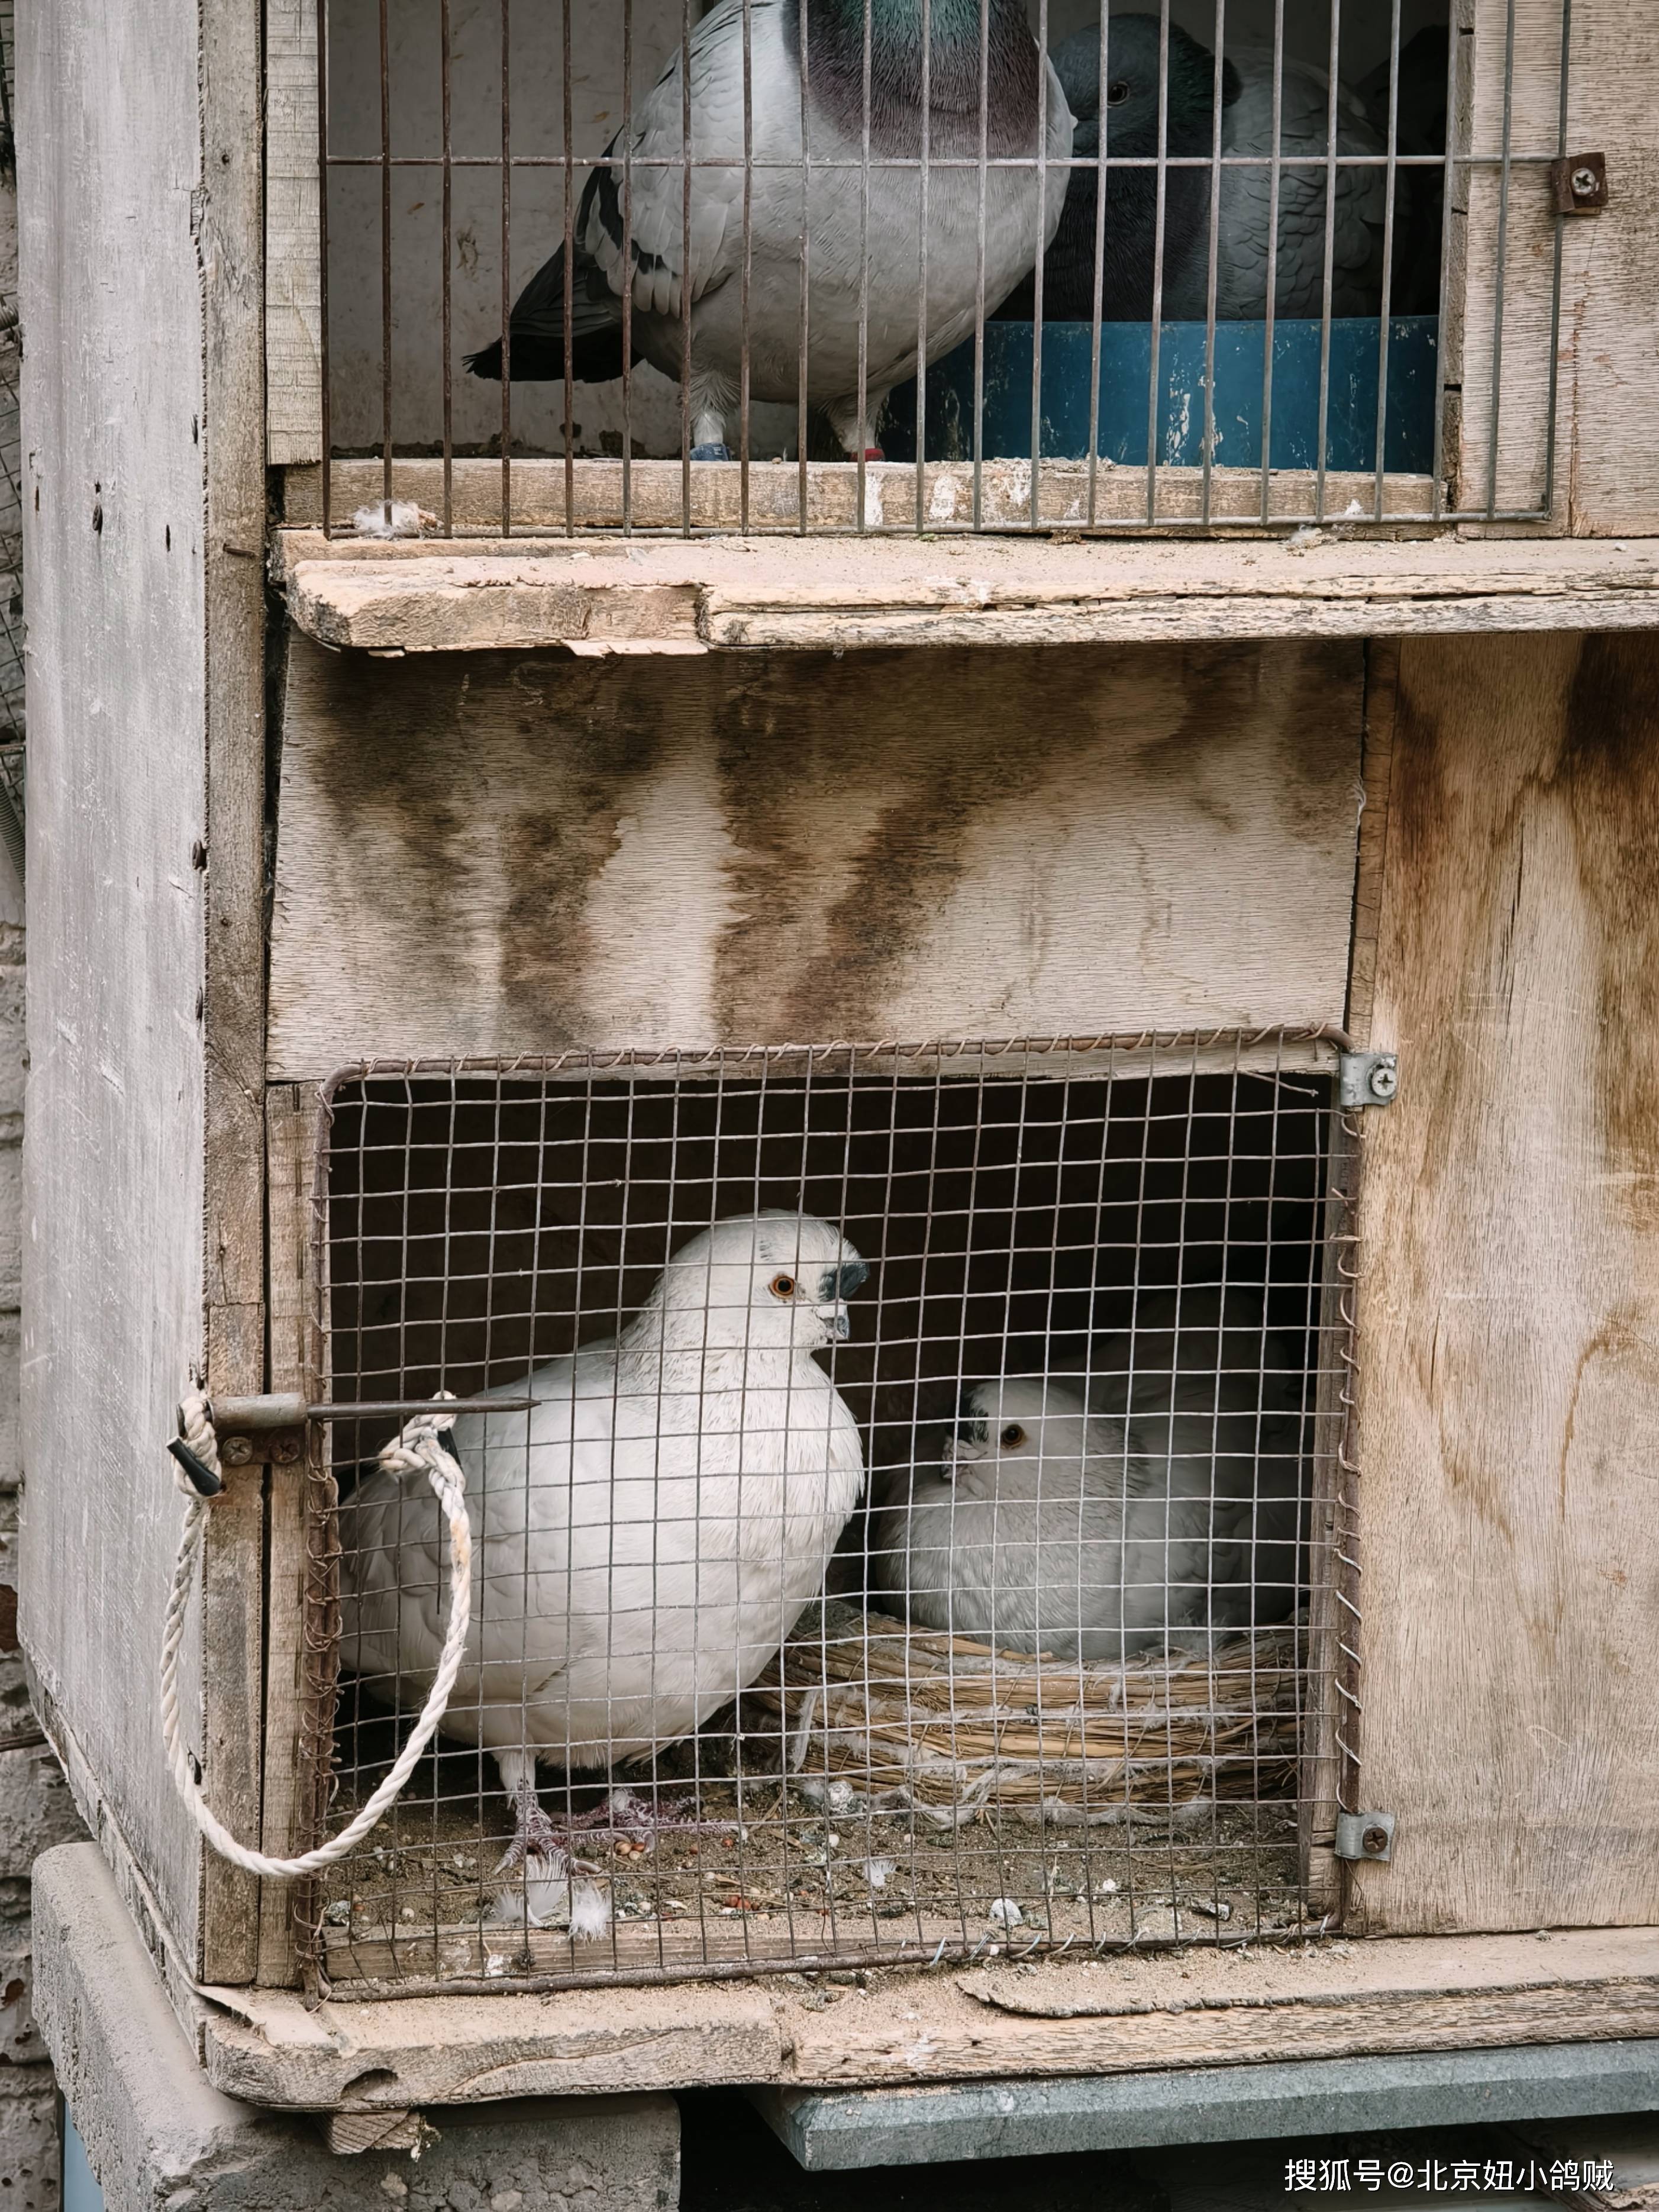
[269,637,1364,1079]
[1348,630,1659,1933]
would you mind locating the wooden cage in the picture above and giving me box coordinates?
[15,0,1659,2121]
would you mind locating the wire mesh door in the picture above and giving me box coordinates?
[305,0,1571,537]
[303,1035,1358,1995]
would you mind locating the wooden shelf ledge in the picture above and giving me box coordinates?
[198,1926,1659,2112]
[276,531,1659,655]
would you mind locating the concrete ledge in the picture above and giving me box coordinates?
[751,2040,1659,2170]
[33,1843,680,2212]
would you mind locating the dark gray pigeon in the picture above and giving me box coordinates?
[466,0,1074,459]
[1357,24,1450,317]
[1012,13,1392,324]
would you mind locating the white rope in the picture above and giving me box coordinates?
[160,1392,473,1881]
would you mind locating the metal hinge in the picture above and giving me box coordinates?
[1334,1810,1397,1863]
[1549,152,1608,213]
[1338,1052,1399,1109]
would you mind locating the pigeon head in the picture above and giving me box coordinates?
[641,1210,869,1359]
[943,1374,1095,1489]
[1056,15,1241,162]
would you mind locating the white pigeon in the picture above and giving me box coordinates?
[872,1288,1306,1660]
[340,1211,869,1871]
[466,0,1074,459]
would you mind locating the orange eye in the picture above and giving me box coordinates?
[1000,1424,1026,1448]
[769,1273,796,1299]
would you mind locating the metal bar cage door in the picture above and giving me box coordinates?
[294,0,1574,539]
[296,1034,1361,1997]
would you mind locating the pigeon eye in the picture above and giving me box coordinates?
[1000,1423,1026,1448]
[1106,79,1131,106]
[769,1273,796,1300]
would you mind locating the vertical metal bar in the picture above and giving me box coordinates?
[1085,15,1109,527]
[499,0,512,539]
[440,0,453,539]
[856,0,873,531]
[971,0,990,532]
[1539,0,1573,520]
[317,0,332,536]
[1257,0,1286,521]
[562,0,575,538]
[1371,0,1402,521]
[1199,0,1227,528]
[740,0,755,533]
[1428,0,1461,520]
[914,0,932,533]
[622,0,636,537]
[680,0,694,537]
[1029,0,1052,530]
[1484,0,1519,520]
[1312,0,1344,527]
[796,0,811,536]
[379,0,392,527]
[1144,1,1172,526]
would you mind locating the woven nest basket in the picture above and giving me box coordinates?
[747,1599,1303,1829]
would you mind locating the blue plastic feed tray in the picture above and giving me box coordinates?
[882,317,1438,475]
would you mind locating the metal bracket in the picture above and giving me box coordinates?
[1338,1052,1399,1109]
[1550,152,1608,213]
[1334,1810,1397,1863]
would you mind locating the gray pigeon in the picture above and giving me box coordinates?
[466,0,1074,457]
[1017,16,1387,323]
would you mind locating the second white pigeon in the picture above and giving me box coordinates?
[340,1210,869,1870]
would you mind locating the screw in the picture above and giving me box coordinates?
[1362,1825,1390,1857]
[1571,165,1599,199]
[1368,1060,1399,1102]
[220,1434,254,1467]
[272,1433,303,1465]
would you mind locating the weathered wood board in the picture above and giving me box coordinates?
[201,1925,1659,2107]
[269,637,1364,1079]
[18,0,267,1982]
[1347,630,1659,1933]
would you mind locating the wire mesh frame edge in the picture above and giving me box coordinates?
[291,1024,1363,1999]
[309,1,1568,540]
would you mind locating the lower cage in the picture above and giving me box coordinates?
[304,1034,1355,1992]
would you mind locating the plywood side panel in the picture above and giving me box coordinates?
[1347,631,1659,1934]
[269,639,1364,1079]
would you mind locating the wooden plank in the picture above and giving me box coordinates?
[1347,631,1659,1934]
[197,1926,1659,2107]
[255,1088,325,1987]
[17,0,221,1976]
[288,457,1439,538]
[199,0,270,1988]
[266,0,321,466]
[269,635,1363,1079]
[282,546,1659,655]
[1345,644,1400,1050]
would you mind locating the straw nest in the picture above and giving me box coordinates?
[746,1600,1303,1829]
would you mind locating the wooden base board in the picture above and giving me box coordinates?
[275,531,1659,656]
[199,1926,1659,2111]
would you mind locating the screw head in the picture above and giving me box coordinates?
[1571,165,1599,198]
[1362,1825,1391,1856]
[271,1433,303,1465]
[1368,1060,1399,1101]
[220,1434,254,1467]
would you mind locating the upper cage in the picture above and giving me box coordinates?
[271,0,1577,537]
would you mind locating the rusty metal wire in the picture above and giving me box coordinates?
[296,1030,1361,1997]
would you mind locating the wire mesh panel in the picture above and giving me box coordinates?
[304,1036,1358,1995]
[305,0,1572,537]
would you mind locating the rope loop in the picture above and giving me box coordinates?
[160,1392,471,1881]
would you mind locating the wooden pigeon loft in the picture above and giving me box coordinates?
[17,0,1659,2133]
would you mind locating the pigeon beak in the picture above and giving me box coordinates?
[817,1302,851,1342]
